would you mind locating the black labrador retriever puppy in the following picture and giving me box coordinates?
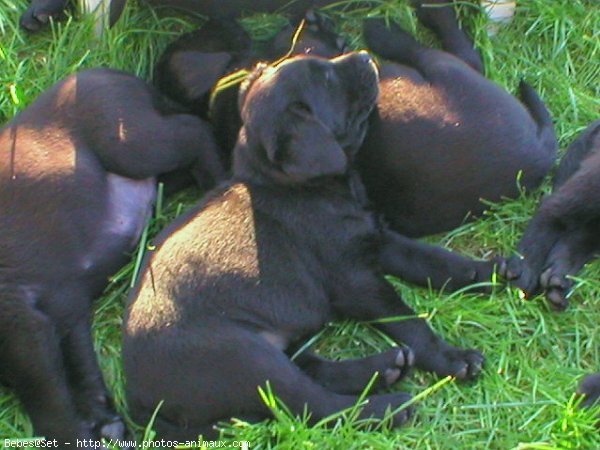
[0,68,223,444]
[502,120,600,410]
[504,119,600,310]
[124,51,486,440]
[155,13,556,237]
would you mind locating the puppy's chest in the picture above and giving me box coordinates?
[278,195,380,266]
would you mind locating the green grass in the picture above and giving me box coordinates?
[1,0,599,448]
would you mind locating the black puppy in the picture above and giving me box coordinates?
[504,120,600,310]
[502,120,600,410]
[156,13,556,238]
[360,18,556,236]
[123,52,487,439]
[0,68,223,444]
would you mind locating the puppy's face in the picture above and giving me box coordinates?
[237,52,379,184]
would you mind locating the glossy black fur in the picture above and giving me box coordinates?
[360,18,556,236]
[504,120,600,310]
[503,119,600,411]
[124,53,485,439]
[155,9,556,237]
[0,68,223,444]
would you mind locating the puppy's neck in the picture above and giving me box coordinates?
[232,131,370,208]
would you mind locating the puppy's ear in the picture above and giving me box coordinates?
[269,109,347,180]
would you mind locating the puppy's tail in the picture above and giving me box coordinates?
[519,80,558,162]
[363,18,422,66]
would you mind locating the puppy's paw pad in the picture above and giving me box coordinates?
[384,368,402,385]
[503,256,524,281]
[98,417,127,441]
[362,392,413,427]
[382,346,414,385]
[540,267,571,311]
[447,349,485,380]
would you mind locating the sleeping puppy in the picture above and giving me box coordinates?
[123,52,485,439]
[359,18,556,237]
[0,68,223,444]
[156,12,556,239]
[504,119,600,310]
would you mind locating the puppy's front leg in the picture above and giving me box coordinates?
[333,274,484,380]
[379,230,499,292]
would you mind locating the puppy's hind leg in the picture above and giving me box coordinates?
[363,18,480,82]
[363,18,425,67]
[62,315,127,441]
[0,290,95,442]
[411,0,483,72]
[293,347,414,394]
[137,326,413,439]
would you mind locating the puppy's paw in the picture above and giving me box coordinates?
[503,255,538,295]
[304,9,349,53]
[578,373,600,408]
[360,392,413,427]
[20,0,65,32]
[540,266,571,311]
[85,413,130,449]
[381,346,415,387]
[468,257,505,292]
[97,416,128,442]
[430,347,485,381]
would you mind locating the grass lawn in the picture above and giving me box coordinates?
[0,0,599,448]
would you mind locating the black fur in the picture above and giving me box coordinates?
[504,119,600,310]
[0,68,223,444]
[155,11,556,238]
[123,53,485,439]
[579,372,600,408]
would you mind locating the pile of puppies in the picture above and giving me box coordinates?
[1,0,598,444]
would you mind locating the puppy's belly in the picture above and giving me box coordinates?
[80,173,156,272]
